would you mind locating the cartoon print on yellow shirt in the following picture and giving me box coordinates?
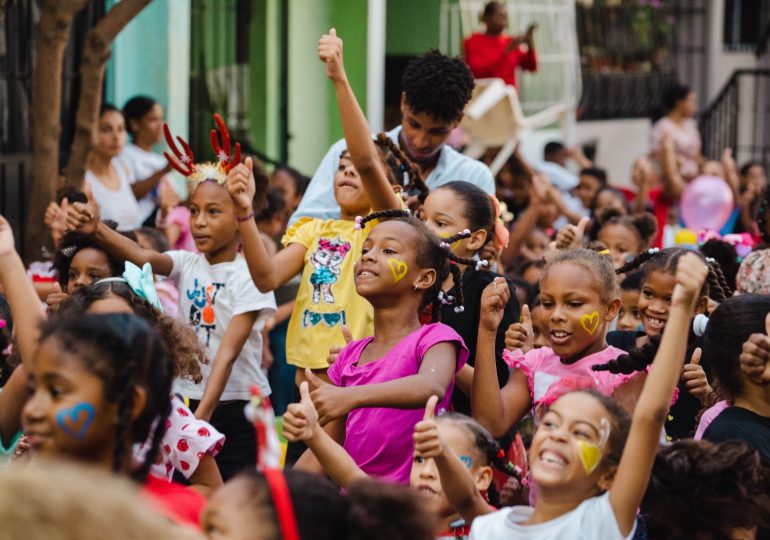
[309,237,351,304]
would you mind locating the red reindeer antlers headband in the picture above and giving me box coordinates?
[163,113,242,190]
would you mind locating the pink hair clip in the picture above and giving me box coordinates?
[354,216,363,230]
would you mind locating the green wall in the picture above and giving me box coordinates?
[106,0,191,140]
[287,0,368,174]
[385,0,441,55]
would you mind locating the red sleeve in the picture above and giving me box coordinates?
[464,35,508,76]
[513,47,538,72]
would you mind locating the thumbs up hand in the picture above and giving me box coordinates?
[739,313,770,384]
[413,396,444,460]
[327,324,353,366]
[480,277,510,333]
[45,281,69,313]
[283,381,321,443]
[318,28,346,83]
[682,347,712,401]
[554,216,590,250]
[225,156,256,219]
[305,368,357,425]
[505,304,534,353]
[66,183,100,235]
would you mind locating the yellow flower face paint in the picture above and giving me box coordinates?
[577,440,602,474]
[388,258,408,283]
[579,310,600,335]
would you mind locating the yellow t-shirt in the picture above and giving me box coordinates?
[281,217,375,370]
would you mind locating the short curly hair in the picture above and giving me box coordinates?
[57,281,206,384]
[642,440,770,539]
[401,50,474,122]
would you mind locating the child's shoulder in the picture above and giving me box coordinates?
[281,216,356,246]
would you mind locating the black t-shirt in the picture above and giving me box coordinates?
[440,267,520,416]
[606,330,644,353]
[703,406,770,464]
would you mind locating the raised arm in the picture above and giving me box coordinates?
[305,342,457,425]
[472,278,531,438]
[320,29,401,212]
[225,158,307,291]
[284,381,368,488]
[609,252,707,536]
[414,396,493,522]
[659,133,687,202]
[66,188,173,275]
[0,216,45,365]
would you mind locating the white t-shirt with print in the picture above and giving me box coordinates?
[166,250,276,400]
[469,493,635,540]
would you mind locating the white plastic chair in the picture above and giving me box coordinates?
[461,78,570,175]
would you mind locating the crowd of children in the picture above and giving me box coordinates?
[1,7,770,540]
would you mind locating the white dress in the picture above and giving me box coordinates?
[85,158,141,231]
[120,143,169,224]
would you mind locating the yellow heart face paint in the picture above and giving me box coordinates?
[388,258,408,283]
[579,310,600,335]
[577,440,602,474]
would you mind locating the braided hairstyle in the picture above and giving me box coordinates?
[594,248,721,374]
[373,134,429,203]
[38,314,174,482]
[438,413,521,507]
[57,280,206,384]
[356,211,470,319]
[432,181,497,251]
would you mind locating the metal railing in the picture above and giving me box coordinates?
[700,69,770,165]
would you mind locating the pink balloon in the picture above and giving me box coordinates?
[679,175,734,232]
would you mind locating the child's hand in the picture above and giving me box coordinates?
[318,28,346,83]
[66,184,100,235]
[306,368,356,425]
[225,157,256,218]
[682,348,712,401]
[505,304,534,353]
[45,282,68,313]
[554,216,589,250]
[412,395,443,459]
[0,215,17,259]
[739,313,770,384]
[327,325,353,366]
[158,178,179,211]
[670,253,708,310]
[480,277,510,333]
[283,381,321,442]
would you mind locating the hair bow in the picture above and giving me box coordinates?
[490,195,511,252]
[698,231,755,259]
[122,262,163,312]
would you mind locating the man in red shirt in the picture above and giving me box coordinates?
[463,1,538,89]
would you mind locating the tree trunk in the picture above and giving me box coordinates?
[64,0,153,189]
[25,0,90,261]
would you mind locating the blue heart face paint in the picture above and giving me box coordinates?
[459,455,473,469]
[56,403,95,440]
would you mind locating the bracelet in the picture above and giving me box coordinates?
[236,211,255,222]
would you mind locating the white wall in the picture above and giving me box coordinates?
[705,0,759,102]
[520,118,651,188]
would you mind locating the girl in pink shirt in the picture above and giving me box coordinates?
[472,249,635,439]
[295,214,474,484]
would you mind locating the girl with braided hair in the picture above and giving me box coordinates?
[599,247,725,438]
[283,382,519,539]
[226,30,417,400]
[419,180,520,417]
[21,314,206,526]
